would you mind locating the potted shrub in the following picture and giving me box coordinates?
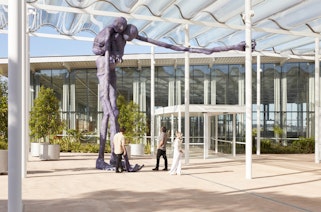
[117,95,148,156]
[29,86,64,160]
[0,78,8,173]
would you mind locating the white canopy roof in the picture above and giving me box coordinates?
[1,0,321,57]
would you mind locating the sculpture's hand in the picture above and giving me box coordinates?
[110,55,116,63]
[115,55,123,63]
[251,40,256,51]
[237,40,256,52]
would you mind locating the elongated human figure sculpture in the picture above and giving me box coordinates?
[93,17,255,171]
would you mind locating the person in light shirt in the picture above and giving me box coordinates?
[113,127,126,173]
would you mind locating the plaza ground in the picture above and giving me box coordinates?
[1,152,321,212]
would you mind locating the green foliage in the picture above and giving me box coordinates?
[291,137,315,153]
[29,86,64,143]
[117,95,149,144]
[0,139,8,150]
[273,125,283,137]
[52,137,105,153]
[0,79,8,144]
[144,142,151,154]
[259,137,314,154]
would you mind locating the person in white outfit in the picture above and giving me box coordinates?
[169,131,184,175]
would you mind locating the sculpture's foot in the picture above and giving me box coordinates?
[127,164,144,172]
[96,158,115,171]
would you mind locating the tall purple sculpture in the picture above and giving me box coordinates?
[93,17,255,171]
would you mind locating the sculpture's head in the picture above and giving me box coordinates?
[113,17,127,33]
[123,24,138,41]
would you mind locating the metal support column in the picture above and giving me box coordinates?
[8,0,24,211]
[232,114,236,157]
[184,24,190,164]
[256,55,261,155]
[203,113,209,159]
[245,0,253,179]
[315,38,320,163]
[150,46,155,155]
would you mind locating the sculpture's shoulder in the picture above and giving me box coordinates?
[93,26,115,56]
[95,26,114,40]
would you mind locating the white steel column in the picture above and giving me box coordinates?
[211,79,216,105]
[315,38,321,163]
[70,83,76,129]
[168,80,175,106]
[8,0,24,211]
[133,80,139,104]
[245,0,253,179]
[281,75,287,146]
[171,114,174,143]
[184,24,190,164]
[150,46,155,155]
[140,80,146,111]
[204,79,209,105]
[232,114,236,157]
[215,116,218,153]
[22,1,29,178]
[308,76,315,138]
[238,72,245,136]
[256,55,261,155]
[203,113,209,159]
[178,106,182,132]
[63,80,69,130]
[176,80,181,105]
[274,76,281,126]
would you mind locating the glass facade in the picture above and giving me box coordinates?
[30,61,317,150]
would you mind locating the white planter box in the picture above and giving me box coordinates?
[0,150,8,173]
[129,143,144,156]
[30,142,40,157]
[39,143,60,160]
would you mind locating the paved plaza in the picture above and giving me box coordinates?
[1,152,321,212]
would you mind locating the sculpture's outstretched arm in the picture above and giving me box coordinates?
[136,34,256,54]
[136,35,189,52]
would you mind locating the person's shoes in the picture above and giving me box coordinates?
[152,168,159,171]
[162,168,168,171]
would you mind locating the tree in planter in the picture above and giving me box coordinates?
[117,95,149,144]
[29,86,64,144]
[273,125,284,144]
[0,78,8,149]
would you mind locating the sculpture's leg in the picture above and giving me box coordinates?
[96,56,115,170]
[108,65,120,165]
[96,111,113,170]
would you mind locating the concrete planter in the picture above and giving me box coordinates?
[30,142,41,157]
[129,143,144,156]
[39,143,60,160]
[0,150,8,173]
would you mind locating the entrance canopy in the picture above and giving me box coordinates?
[0,0,321,57]
[155,104,245,117]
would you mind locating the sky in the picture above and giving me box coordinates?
[0,33,176,58]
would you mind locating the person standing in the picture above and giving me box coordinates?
[169,131,184,175]
[153,126,168,171]
[113,127,126,173]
